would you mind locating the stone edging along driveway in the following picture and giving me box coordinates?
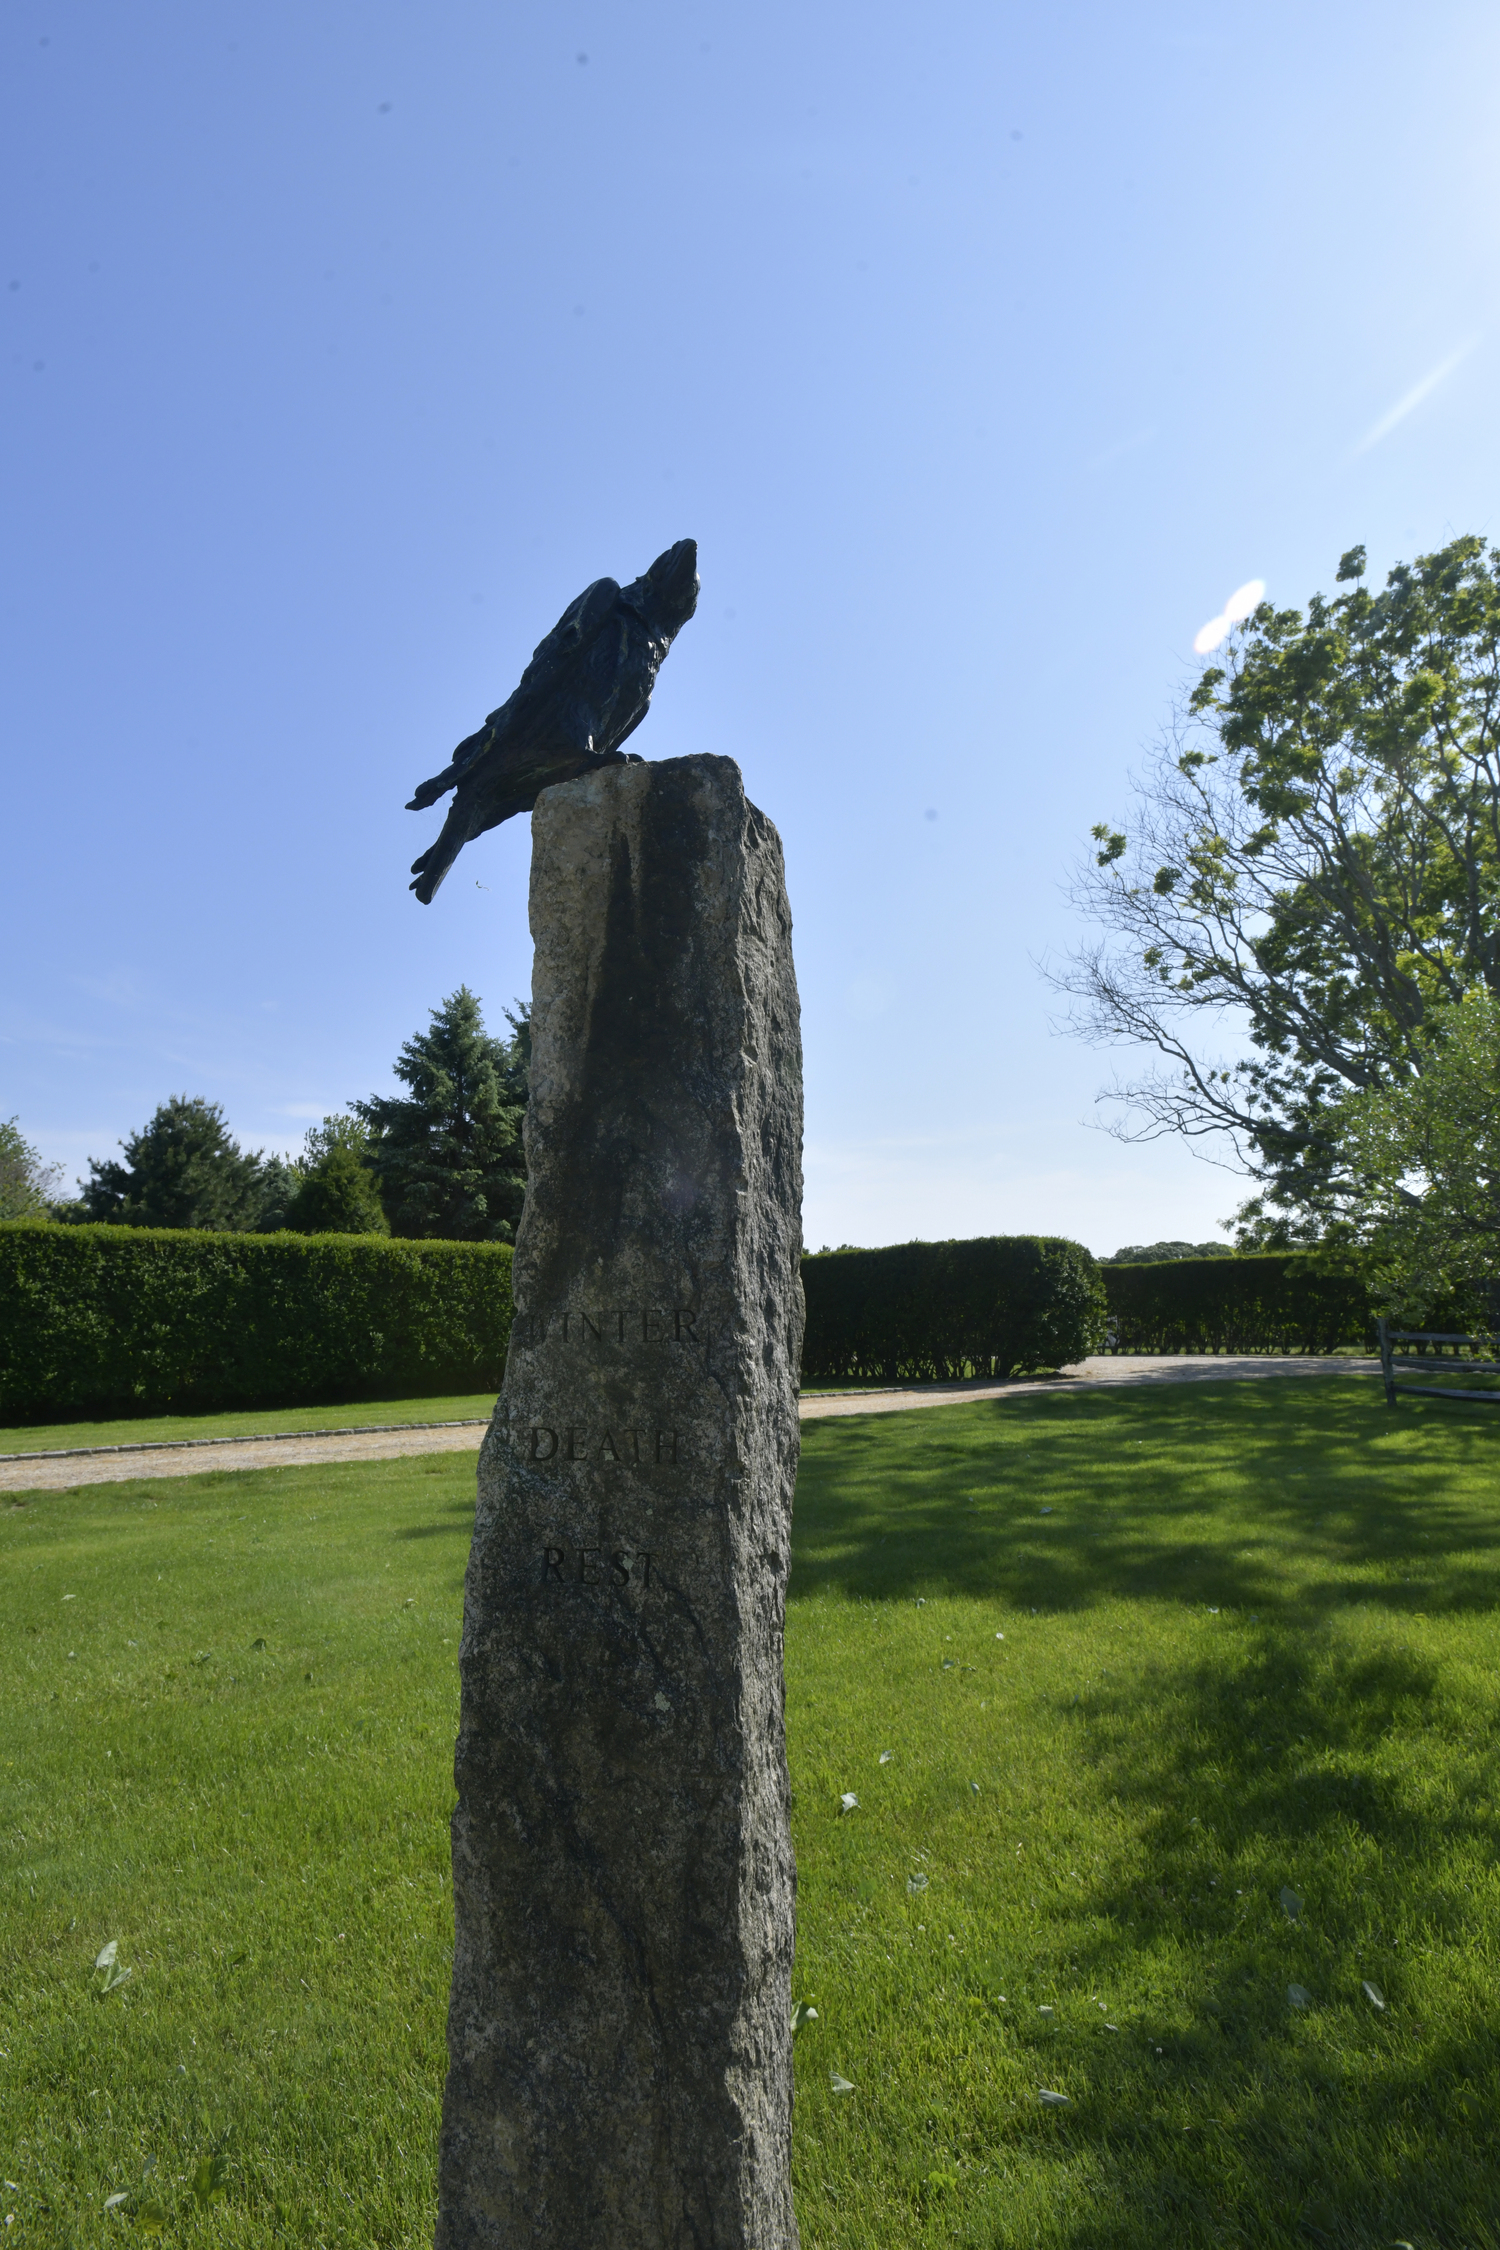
[1,1356,1379,1496]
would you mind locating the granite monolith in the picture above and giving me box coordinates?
[436,752,803,2249]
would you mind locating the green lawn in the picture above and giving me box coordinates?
[0,1396,497,1457]
[3,1378,1499,2247]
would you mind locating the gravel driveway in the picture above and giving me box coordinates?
[798,1353,1378,1419]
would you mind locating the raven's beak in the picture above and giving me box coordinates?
[648,539,699,630]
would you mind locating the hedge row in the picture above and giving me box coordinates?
[0,1223,1384,1424]
[1100,1254,1373,1355]
[0,1222,513,1421]
[801,1235,1106,1382]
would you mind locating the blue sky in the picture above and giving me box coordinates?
[5,0,1498,1254]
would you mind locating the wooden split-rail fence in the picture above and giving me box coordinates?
[1377,1317,1500,1408]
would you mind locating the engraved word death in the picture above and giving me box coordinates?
[525,1426,681,1464]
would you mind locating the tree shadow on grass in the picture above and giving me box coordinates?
[790,1381,1500,2246]
[394,1499,477,1541]
[791,1379,1500,1626]
[1001,1632,1500,2250]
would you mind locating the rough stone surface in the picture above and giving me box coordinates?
[437,754,803,2250]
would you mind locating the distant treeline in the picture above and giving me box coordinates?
[1102,1240,1232,1265]
[12,989,530,1247]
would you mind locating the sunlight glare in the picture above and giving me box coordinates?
[1223,578,1265,622]
[1194,575,1265,653]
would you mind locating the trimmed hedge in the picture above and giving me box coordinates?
[0,1222,513,1422]
[801,1236,1106,1383]
[1100,1254,1373,1355]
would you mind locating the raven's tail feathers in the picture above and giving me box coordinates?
[407,723,491,812]
[408,814,469,905]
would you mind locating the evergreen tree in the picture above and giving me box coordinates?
[250,1156,300,1231]
[497,1003,531,1111]
[74,1096,278,1230]
[356,988,526,1241]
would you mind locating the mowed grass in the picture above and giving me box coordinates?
[1,1450,474,2246]
[788,1382,1500,2249]
[3,1380,1499,2246]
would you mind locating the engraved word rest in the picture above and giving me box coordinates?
[542,1544,654,1588]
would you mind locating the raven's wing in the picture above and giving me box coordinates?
[488,577,621,722]
[406,577,623,810]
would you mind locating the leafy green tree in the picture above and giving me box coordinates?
[1058,536,1500,1238]
[0,1117,61,1220]
[355,988,525,1241]
[246,1114,387,1235]
[73,1096,280,1231]
[299,1112,376,1168]
[1328,987,1500,1320]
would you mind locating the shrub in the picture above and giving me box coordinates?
[801,1236,1106,1383]
[1100,1254,1373,1354]
[283,1148,391,1236]
[0,1222,512,1422]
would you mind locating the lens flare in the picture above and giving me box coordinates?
[1193,576,1265,654]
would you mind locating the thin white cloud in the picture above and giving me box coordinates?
[1351,343,1475,456]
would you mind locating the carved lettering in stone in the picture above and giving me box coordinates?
[540,1544,654,1589]
[518,1305,719,1347]
[524,1426,681,1465]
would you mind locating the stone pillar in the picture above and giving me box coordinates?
[437,754,803,2250]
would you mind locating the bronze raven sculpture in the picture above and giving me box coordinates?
[406,538,699,902]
